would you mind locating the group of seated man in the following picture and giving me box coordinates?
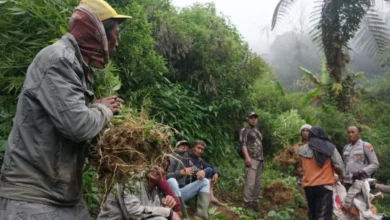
[98,140,221,220]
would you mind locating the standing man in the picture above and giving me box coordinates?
[343,126,379,191]
[188,140,222,204]
[293,124,311,192]
[0,0,131,219]
[299,126,344,220]
[240,111,264,212]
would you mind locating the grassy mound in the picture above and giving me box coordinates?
[274,146,298,168]
[262,180,294,205]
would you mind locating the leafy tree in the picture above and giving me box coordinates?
[271,0,390,111]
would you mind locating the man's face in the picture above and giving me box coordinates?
[347,127,360,143]
[248,116,258,127]
[107,23,119,56]
[301,129,309,141]
[175,144,190,153]
[193,144,205,157]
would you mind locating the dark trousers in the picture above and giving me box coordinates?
[304,185,333,220]
[204,167,215,179]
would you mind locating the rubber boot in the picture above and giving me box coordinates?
[252,201,260,212]
[194,192,210,220]
[179,196,189,220]
[244,201,253,211]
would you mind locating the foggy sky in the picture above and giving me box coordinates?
[171,0,314,54]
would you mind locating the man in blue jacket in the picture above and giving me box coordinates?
[188,140,221,204]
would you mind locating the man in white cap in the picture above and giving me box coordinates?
[0,0,131,218]
[294,124,312,186]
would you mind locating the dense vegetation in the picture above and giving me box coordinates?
[1,0,390,219]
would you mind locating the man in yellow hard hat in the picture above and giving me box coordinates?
[0,0,130,219]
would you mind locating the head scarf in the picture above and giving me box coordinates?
[308,126,335,167]
[69,5,109,69]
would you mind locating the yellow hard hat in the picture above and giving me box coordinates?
[80,0,132,21]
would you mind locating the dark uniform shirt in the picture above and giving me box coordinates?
[240,126,264,160]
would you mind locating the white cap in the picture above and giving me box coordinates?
[300,124,312,133]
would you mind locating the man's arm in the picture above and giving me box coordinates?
[240,128,252,166]
[362,142,379,177]
[156,179,181,213]
[36,57,112,143]
[166,157,182,179]
[330,148,345,178]
[201,159,220,176]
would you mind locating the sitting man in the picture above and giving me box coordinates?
[97,166,181,220]
[188,140,221,204]
[166,141,210,220]
[175,140,191,153]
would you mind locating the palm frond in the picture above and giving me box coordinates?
[300,88,321,107]
[353,9,390,57]
[271,0,298,30]
[309,0,324,49]
[299,66,322,86]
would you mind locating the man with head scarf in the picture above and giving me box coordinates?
[0,0,131,218]
[98,166,181,220]
[298,126,344,220]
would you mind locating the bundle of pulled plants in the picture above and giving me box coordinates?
[89,111,175,197]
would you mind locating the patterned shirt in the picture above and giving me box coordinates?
[240,126,264,160]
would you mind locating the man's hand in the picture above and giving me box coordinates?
[180,167,194,176]
[93,96,124,114]
[212,173,219,184]
[197,170,205,180]
[245,157,252,167]
[352,171,368,180]
[162,195,176,208]
[171,211,181,220]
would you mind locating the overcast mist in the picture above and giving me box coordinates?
[171,0,314,55]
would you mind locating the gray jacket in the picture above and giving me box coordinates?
[0,33,112,205]
[343,139,379,184]
[166,151,199,187]
[97,182,172,220]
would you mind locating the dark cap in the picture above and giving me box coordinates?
[175,140,190,148]
[247,111,258,118]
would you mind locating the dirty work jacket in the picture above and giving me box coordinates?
[0,33,112,206]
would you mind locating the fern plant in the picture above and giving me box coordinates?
[271,0,390,112]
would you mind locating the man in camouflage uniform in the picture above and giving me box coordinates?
[343,126,379,191]
[239,111,264,212]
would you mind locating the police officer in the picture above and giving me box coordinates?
[343,126,379,191]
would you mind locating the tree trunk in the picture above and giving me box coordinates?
[321,1,349,112]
